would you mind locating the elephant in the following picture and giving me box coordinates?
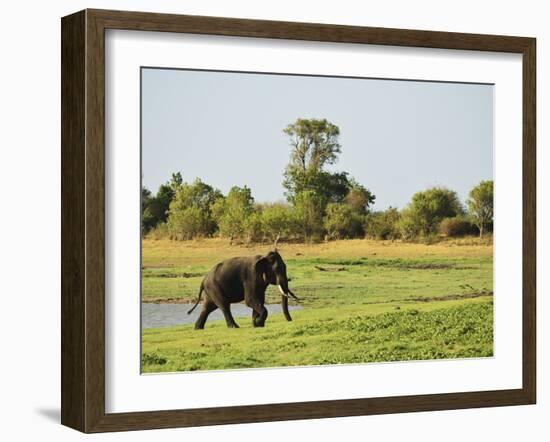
[187,250,299,329]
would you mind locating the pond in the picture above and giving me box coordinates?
[141,303,303,329]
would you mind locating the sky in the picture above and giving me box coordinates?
[141,68,493,211]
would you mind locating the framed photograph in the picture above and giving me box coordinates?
[61,9,536,433]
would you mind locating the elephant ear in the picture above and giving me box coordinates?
[255,256,274,285]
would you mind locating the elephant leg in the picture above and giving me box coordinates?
[194,300,217,330]
[218,302,239,329]
[248,302,268,327]
[252,309,259,327]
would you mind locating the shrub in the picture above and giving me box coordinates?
[293,190,327,241]
[146,222,170,240]
[397,208,422,240]
[260,203,295,244]
[213,186,254,243]
[407,187,463,236]
[324,203,364,240]
[364,208,400,240]
[439,216,479,237]
[166,178,222,240]
[243,211,264,244]
[167,206,210,240]
[467,180,494,238]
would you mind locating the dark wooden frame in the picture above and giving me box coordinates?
[61,8,536,433]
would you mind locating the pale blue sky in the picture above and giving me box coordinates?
[141,68,493,210]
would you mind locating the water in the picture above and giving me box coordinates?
[142,303,303,329]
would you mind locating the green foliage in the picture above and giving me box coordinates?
[279,118,375,241]
[283,169,351,204]
[141,187,156,234]
[141,172,184,234]
[397,208,422,240]
[324,203,364,239]
[292,190,327,241]
[213,186,255,243]
[467,180,494,238]
[283,118,341,172]
[439,216,479,237]
[243,211,264,244]
[282,118,375,212]
[364,207,401,240]
[345,180,376,215]
[406,187,463,236]
[166,178,223,239]
[260,203,295,244]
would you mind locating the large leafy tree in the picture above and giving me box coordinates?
[323,203,363,240]
[283,118,345,203]
[282,118,375,241]
[213,186,255,243]
[141,172,183,234]
[166,178,223,239]
[151,172,183,224]
[407,187,463,236]
[467,180,494,237]
[345,180,376,215]
[284,118,341,172]
[292,190,326,240]
[260,203,295,245]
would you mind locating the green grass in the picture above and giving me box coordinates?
[141,238,493,372]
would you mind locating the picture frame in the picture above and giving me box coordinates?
[61,8,536,433]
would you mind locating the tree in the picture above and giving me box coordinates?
[407,187,463,236]
[323,203,363,240]
[397,208,422,240]
[283,118,344,203]
[283,169,353,205]
[293,190,326,240]
[261,203,294,245]
[141,187,156,234]
[214,186,255,243]
[141,172,184,233]
[166,178,223,239]
[467,180,493,237]
[243,211,264,244]
[283,118,341,172]
[345,180,376,215]
[364,207,400,240]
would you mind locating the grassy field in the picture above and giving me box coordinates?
[141,237,493,373]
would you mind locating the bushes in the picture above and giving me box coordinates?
[260,203,295,244]
[292,190,327,241]
[166,179,222,240]
[439,216,479,237]
[407,187,463,236]
[144,174,492,244]
[324,203,364,240]
[364,208,401,240]
[396,209,421,240]
[212,186,254,243]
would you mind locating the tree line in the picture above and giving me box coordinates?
[142,118,493,243]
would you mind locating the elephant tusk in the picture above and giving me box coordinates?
[279,285,300,302]
[278,285,290,298]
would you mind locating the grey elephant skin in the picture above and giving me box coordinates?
[188,251,299,329]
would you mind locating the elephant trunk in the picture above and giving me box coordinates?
[281,292,292,321]
[278,282,298,322]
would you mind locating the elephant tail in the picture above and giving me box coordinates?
[187,284,204,314]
